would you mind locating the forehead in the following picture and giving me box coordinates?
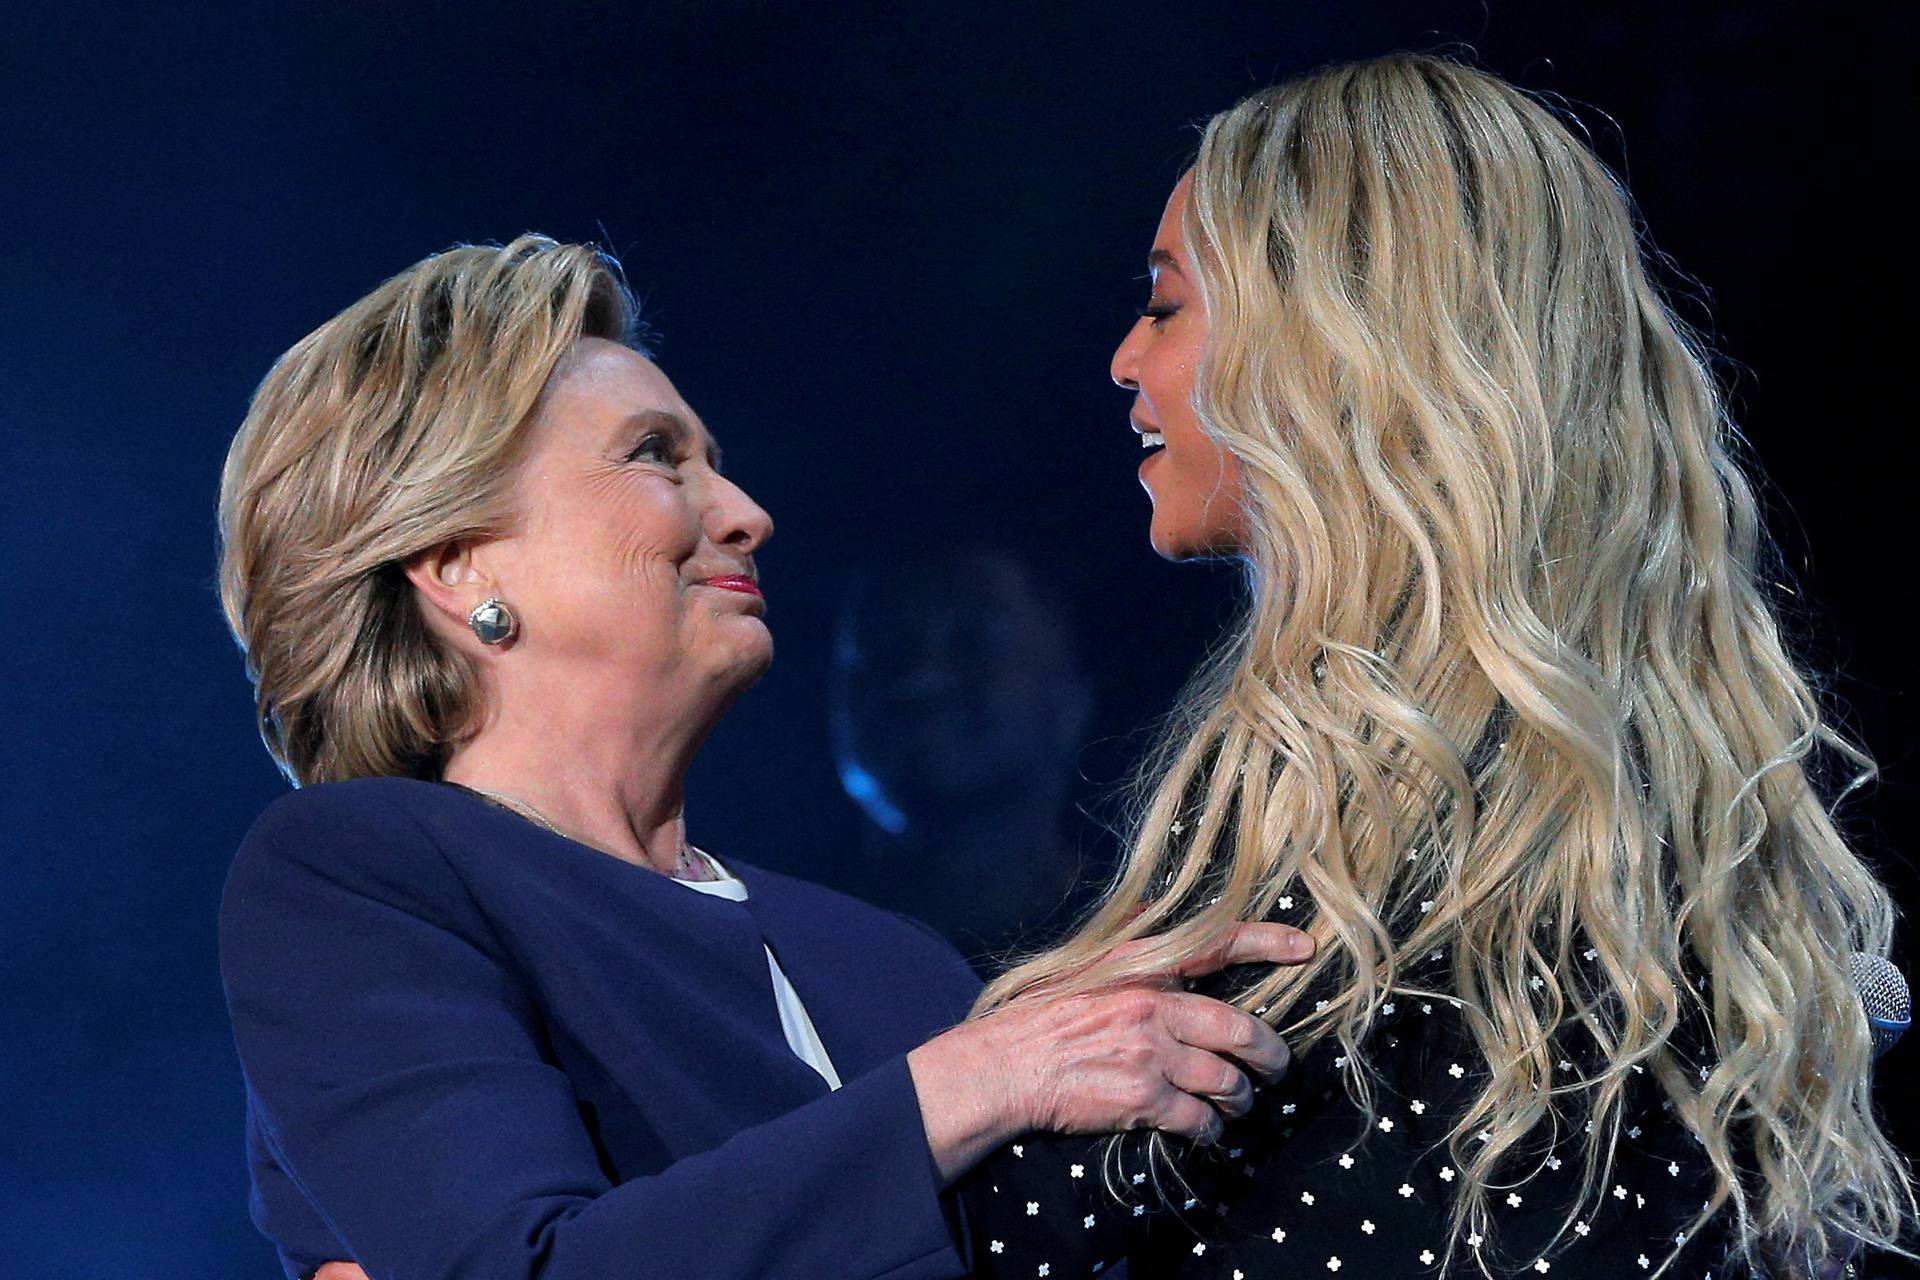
[542,338,692,428]
[1149,173,1193,276]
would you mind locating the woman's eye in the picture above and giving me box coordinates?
[625,434,675,465]
[1136,303,1180,326]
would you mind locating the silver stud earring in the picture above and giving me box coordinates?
[468,597,518,646]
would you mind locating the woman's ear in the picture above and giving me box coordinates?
[402,542,490,635]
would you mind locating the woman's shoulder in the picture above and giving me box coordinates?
[225,777,475,917]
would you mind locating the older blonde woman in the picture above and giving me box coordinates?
[959,54,1911,1279]
[215,237,1316,1280]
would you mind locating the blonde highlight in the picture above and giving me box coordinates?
[217,234,638,785]
[979,55,1911,1275]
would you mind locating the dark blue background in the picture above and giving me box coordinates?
[4,2,1913,1274]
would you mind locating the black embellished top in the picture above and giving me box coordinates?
[957,945,1738,1279]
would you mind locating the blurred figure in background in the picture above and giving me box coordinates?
[827,545,1099,967]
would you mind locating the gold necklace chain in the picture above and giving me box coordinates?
[459,784,705,879]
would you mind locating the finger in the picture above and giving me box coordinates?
[1160,991,1293,1079]
[1162,1044,1256,1118]
[1151,1088,1226,1144]
[1169,921,1315,978]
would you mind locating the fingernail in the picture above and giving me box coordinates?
[1287,934,1313,959]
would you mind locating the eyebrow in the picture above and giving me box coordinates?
[1148,247,1183,276]
[622,409,724,470]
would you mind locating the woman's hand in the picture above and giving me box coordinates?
[314,1265,369,1280]
[907,921,1313,1184]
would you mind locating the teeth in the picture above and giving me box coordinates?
[1139,432,1164,449]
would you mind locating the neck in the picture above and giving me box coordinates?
[442,665,729,877]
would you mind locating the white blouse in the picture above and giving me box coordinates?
[672,850,843,1091]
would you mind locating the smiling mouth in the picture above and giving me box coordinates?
[1138,432,1165,449]
[696,575,763,600]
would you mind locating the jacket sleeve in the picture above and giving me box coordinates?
[220,785,972,1280]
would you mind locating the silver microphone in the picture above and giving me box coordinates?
[1849,951,1910,1059]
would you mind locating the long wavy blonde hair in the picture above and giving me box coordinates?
[977,54,1911,1274]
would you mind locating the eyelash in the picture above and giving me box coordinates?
[625,434,676,465]
[1137,304,1179,325]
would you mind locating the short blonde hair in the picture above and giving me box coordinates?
[217,235,638,785]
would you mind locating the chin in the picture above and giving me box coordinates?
[1150,513,1246,563]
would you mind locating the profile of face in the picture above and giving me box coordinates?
[1110,172,1250,560]
[408,338,775,713]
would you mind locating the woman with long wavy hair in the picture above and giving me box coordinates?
[960,53,1911,1278]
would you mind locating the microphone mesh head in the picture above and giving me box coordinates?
[1850,952,1911,1059]
[1850,952,1910,1021]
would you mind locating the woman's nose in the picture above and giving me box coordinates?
[712,477,774,555]
[1110,324,1144,391]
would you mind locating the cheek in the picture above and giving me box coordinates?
[600,481,701,582]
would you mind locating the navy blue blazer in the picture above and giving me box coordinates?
[219,776,987,1280]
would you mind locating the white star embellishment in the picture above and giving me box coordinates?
[1506,1192,1523,1207]
[1533,1260,1550,1273]
[1083,1215,1095,1229]
[1398,1183,1416,1198]
[1302,1191,1316,1205]
[1327,1259,1342,1272]
[1133,1205,1146,1217]
[1192,1243,1207,1256]
[1575,1221,1589,1236]
[1132,1172,1147,1184]
[1628,1126,1642,1139]
[1637,1255,1650,1269]
[1379,1117,1394,1132]
[1419,1249,1436,1265]
[1439,1167,1456,1182]
[1038,1266,1050,1278]
[1613,1186,1629,1200]
[1013,1144,1024,1157]
[1448,1063,1465,1078]
[1278,895,1294,910]
[1668,1162,1680,1176]
[1338,1153,1355,1169]
[1272,1227,1287,1243]
[1069,1163,1084,1179]
[1410,1099,1427,1114]
[990,1241,1004,1254]
[1026,1202,1039,1215]
[1361,1220,1375,1234]
[1546,1156,1563,1170]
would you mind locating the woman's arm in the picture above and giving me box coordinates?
[223,787,974,1280]
[227,786,1306,1280]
